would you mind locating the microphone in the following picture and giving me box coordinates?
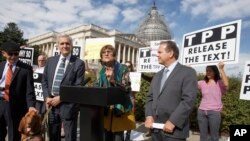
[82,77,91,86]
[111,81,131,92]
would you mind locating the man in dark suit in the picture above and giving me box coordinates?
[42,34,85,141]
[0,41,37,141]
[145,41,197,141]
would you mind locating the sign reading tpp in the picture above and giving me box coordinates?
[230,125,250,141]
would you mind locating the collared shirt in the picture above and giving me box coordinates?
[164,61,178,79]
[0,61,17,97]
[51,54,71,96]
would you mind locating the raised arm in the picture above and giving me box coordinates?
[218,62,229,88]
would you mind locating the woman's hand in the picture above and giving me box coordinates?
[105,67,114,81]
[218,61,225,70]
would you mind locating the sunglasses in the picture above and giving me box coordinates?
[7,52,19,56]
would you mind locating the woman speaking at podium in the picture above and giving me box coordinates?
[95,45,136,141]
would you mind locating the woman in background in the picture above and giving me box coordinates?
[197,62,229,141]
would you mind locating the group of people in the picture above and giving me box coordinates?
[0,35,228,141]
[0,35,85,141]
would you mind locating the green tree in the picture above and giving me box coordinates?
[0,22,27,46]
[0,22,27,61]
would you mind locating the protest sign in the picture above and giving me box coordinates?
[33,72,44,101]
[84,37,115,60]
[240,61,250,100]
[129,72,141,92]
[182,20,241,66]
[137,47,152,72]
[19,47,34,66]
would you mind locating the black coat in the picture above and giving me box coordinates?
[0,60,36,119]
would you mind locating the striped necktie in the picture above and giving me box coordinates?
[52,58,66,96]
[160,68,169,91]
[4,64,13,101]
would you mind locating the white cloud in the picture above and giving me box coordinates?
[181,0,250,22]
[79,4,120,25]
[0,0,90,24]
[121,8,144,23]
[112,0,138,5]
[0,0,120,38]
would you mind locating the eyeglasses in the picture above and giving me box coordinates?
[7,52,19,56]
[102,50,113,54]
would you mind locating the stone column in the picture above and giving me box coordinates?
[117,43,121,63]
[41,44,44,54]
[134,49,138,68]
[132,47,135,65]
[46,43,49,56]
[122,44,126,64]
[127,46,131,61]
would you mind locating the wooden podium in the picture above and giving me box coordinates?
[60,86,126,141]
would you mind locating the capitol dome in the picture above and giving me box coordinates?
[135,4,172,44]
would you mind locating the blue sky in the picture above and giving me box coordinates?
[0,0,249,75]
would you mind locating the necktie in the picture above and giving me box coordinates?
[4,64,13,101]
[160,68,169,91]
[52,58,66,96]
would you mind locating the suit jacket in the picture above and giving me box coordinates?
[42,55,85,119]
[145,62,197,139]
[0,60,36,119]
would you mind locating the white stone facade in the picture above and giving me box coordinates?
[28,24,145,68]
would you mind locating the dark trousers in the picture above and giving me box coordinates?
[48,106,78,141]
[151,130,186,141]
[0,116,7,141]
[0,100,21,141]
[105,130,124,141]
[35,101,46,118]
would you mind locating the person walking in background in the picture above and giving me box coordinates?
[33,54,47,117]
[145,41,197,141]
[96,45,136,141]
[197,62,229,141]
[0,41,37,141]
[124,61,137,141]
[42,34,85,141]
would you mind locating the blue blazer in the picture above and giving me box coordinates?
[42,55,85,119]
